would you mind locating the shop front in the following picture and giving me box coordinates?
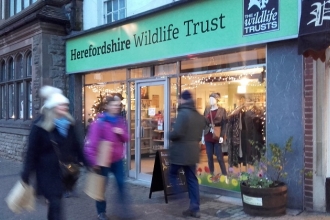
[66,0,303,209]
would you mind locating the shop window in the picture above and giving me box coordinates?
[181,48,266,73]
[84,82,126,123]
[85,68,126,84]
[104,0,126,24]
[155,63,178,76]
[179,51,266,192]
[130,67,151,79]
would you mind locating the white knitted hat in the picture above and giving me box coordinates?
[40,86,69,109]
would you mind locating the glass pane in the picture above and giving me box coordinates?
[10,1,14,16]
[28,82,32,119]
[26,53,32,76]
[155,63,177,76]
[1,86,6,119]
[180,66,266,192]
[85,69,126,84]
[139,85,165,174]
[17,55,23,78]
[130,82,135,171]
[24,0,30,8]
[19,83,24,119]
[84,82,126,121]
[130,67,151,79]
[170,77,178,132]
[113,0,118,11]
[0,61,5,81]
[113,11,118,21]
[16,0,22,13]
[107,14,112,23]
[1,0,4,19]
[9,84,14,119]
[181,48,266,73]
[119,9,125,19]
[106,1,112,13]
[8,58,14,80]
[119,0,125,9]
[32,0,37,3]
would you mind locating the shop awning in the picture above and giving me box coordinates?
[298,0,330,62]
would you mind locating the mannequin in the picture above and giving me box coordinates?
[202,93,227,180]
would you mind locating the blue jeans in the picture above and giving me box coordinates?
[169,164,200,212]
[205,141,227,175]
[96,159,127,215]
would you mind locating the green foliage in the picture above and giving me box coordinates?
[240,136,294,188]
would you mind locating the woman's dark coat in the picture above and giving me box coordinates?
[21,121,87,197]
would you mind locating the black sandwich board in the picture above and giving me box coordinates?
[149,149,187,203]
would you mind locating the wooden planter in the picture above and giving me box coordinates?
[240,182,287,216]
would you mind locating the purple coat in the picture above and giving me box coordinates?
[84,114,128,166]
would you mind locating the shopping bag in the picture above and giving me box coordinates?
[84,171,106,201]
[5,180,35,213]
[96,141,113,167]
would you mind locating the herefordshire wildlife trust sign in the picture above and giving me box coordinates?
[243,0,279,36]
[66,0,298,74]
[70,15,225,61]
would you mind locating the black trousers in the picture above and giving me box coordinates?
[46,195,63,220]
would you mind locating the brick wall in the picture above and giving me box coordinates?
[304,57,314,210]
[0,133,28,162]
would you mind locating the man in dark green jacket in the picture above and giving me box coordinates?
[169,90,206,218]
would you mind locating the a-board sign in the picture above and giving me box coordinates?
[149,149,187,203]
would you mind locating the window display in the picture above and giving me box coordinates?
[180,67,266,191]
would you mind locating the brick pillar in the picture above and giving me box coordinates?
[304,57,314,210]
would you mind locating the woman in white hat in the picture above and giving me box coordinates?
[21,86,88,220]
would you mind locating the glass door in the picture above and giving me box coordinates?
[132,79,169,181]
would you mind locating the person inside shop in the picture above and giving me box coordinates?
[202,92,228,181]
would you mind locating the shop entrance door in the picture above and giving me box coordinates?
[132,79,169,181]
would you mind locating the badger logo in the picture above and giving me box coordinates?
[248,0,269,10]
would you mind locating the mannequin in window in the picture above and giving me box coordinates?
[202,93,227,180]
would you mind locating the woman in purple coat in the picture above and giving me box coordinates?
[84,95,131,220]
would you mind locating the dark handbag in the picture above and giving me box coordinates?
[50,135,80,190]
[210,109,221,140]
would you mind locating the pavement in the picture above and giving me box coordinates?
[1,157,330,220]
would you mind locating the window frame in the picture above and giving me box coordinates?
[104,0,126,24]
[0,50,32,120]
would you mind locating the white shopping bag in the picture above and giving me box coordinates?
[84,171,106,201]
[5,180,35,213]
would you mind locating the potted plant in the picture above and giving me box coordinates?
[239,136,293,216]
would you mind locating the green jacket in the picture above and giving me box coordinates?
[169,100,206,165]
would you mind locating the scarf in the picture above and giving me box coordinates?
[54,118,70,137]
[103,112,120,124]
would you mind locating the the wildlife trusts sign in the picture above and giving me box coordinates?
[66,0,298,74]
[243,0,279,36]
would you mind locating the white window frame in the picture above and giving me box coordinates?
[103,0,126,24]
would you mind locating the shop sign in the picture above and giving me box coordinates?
[243,0,279,36]
[66,0,298,74]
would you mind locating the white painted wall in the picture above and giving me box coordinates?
[83,0,178,30]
